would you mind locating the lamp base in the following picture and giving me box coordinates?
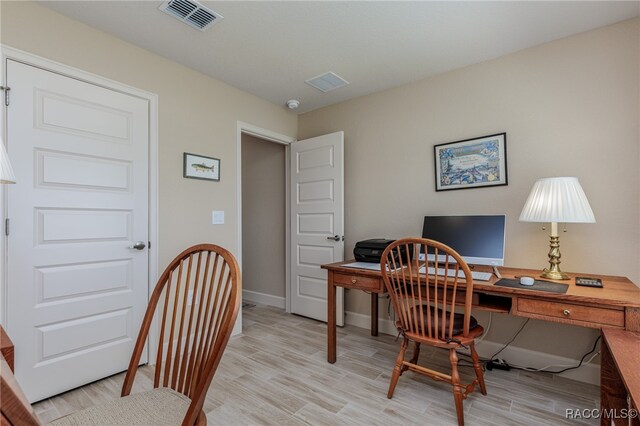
[541,269,569,280]
[543,234,570,280]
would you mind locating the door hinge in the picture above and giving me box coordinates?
[0,86,10,106]
[4,218,9,236]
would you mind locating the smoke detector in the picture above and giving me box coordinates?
[159,0,223,31]
[286,100,300,110]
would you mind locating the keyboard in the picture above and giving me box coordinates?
[418,266,492,281]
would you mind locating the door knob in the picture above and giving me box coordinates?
[130,241,146,250]
[327,235,341,241]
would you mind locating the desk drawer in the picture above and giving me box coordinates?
[517,298,624,327]
[333,273,382,292]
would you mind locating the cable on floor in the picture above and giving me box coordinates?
[507,335,601,374]
[438,317,600,377]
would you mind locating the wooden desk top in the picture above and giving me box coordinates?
[322,261,640,308]
[602,328,640,408]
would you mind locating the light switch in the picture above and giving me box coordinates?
[187,289,199,306]
[212,210,225,224]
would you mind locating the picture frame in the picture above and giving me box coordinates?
[183,152,220,182]
[434,133,507,191]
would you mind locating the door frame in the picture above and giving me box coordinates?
[0,45,160,363]
[235,122,296,325]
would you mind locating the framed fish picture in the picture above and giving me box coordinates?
[434,133,507,191]
[183,152,220,181]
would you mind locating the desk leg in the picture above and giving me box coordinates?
[600,332,629,426]
[371,293,378,337]
[328,271,337,364]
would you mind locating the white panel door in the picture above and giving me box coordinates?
[6,60,149,402]
[290,132,344,324]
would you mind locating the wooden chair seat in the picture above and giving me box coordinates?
[48,388,191,426]
[403,323,484,349]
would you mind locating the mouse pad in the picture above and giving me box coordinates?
[494,278,568,294]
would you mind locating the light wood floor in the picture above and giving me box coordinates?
[33,304,599,425]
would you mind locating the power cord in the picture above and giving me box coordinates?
[507,335,601,374]
[488,318,530,361]
[432,315,600,376]
[390,302,599,376]
[474,312,492,345]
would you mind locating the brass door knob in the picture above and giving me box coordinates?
[563,309,571,316]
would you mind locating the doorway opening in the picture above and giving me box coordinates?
[241,133,287,312]
[235,122,295,335]
[235,124,344,331]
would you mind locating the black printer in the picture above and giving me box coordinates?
[354,239,393,262]
[354,239,413,263]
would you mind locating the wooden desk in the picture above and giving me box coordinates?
[600,328,640,426]
[321,261,640,363]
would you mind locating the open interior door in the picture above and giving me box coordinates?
[290,131,344,325]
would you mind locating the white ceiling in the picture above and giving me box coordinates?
[41,1,639,114]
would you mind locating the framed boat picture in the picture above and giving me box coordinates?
[434,133,507,191]
[183,152,220,181]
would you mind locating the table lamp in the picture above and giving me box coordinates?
[519,177,595,280]
[0,139,16,184]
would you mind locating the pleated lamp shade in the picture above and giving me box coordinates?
[519,177,595,223]
[0,140,16,184]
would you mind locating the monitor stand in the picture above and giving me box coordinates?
[492,266,502,279]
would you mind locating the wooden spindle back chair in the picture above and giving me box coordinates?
[122,243,241,426]
[1,245,240,426]
[381,238,486,426]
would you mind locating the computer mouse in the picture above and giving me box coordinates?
[520,276,535,286]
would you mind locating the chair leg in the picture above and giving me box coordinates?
[469,342,487,396]
[449,349,465,426]
[387,337,409,399]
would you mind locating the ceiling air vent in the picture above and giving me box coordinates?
[159,0,223,31]
[305,72,349,93]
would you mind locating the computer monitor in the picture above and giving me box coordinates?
[421,215,506,266]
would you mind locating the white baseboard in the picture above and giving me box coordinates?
[242,289,285,309]
[343,310,600,385]
[344,309,398,335]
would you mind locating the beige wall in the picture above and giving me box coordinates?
[0,1,297,272]
[2,1,638,366]
[299,18,640,359]
[241,134,286,298]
